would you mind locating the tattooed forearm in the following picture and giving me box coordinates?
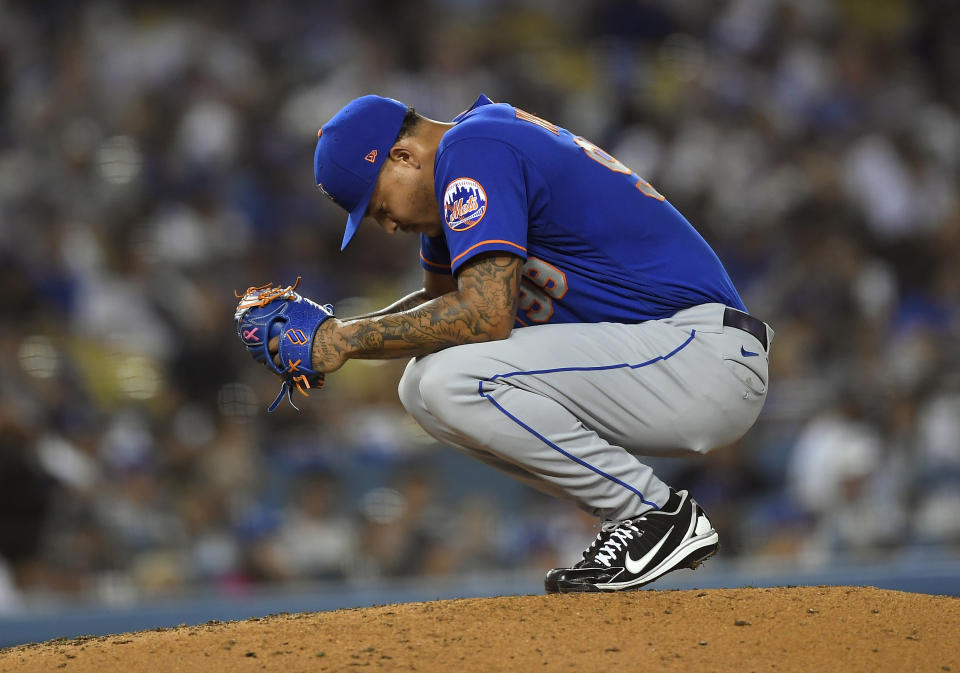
[327,255,522,361]
[343,289,433,320]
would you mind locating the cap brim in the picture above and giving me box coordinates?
[341,180,377,251]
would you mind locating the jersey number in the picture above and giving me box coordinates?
[515,108,663,200]
[572,136,664,201]
[518,257,567,323]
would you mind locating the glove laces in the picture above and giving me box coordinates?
[268,370,317,413]
[234,276,302,318]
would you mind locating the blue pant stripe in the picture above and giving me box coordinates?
[488,329,696,382]
[476,329,697,512]
[478,387,660,510]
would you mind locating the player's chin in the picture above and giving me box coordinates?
[416,223,443,237]
[399,224,427,235]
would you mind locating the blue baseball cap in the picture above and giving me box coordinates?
[313,95,409,250]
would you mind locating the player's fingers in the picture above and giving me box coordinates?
[269,336,281,368]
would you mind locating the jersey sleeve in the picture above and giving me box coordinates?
[434,137,529,275]
[419,233,452,274]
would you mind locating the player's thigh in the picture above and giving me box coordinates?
[437,320,762,455]
[405,321,690,434]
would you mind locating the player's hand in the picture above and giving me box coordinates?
[234,278,334,411]
[269,317,349,374]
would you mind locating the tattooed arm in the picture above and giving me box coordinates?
[309,254,522,371]
[343,269,458,320]
[344,289,432,320]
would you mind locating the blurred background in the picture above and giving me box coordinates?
[1,0,959,642]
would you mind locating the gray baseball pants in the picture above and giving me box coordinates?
[398,303,772,521]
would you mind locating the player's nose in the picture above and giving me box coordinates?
[376,215,400,234]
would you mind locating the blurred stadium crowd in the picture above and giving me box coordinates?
[1,0,959,611]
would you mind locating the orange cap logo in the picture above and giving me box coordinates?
[317,128,323,138]
[364,149,378,163]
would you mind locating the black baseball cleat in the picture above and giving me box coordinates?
[547,489,718,593]
[544,565,574,594]
[543,516,629,593]
[544,548,590,594]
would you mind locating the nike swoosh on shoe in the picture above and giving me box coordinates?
[624,525,674,575]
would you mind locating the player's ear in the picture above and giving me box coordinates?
[389,143,421,169]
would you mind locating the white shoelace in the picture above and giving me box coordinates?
[592,520,642,567]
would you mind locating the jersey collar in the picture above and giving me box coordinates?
[451,94,495,123]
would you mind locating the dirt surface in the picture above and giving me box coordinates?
[1,586,956,673]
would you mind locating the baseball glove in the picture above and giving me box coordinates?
[234,277,335,412]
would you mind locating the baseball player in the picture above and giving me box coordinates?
[236,95,772,592]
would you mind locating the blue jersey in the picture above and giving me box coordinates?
[420,95,746,327]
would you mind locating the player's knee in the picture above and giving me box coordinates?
[416,353,477,421]
[417,368,456,419]
[398,357,426,417]
[399,354,463,423]
[400,347,494,430]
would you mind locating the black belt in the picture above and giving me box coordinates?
[723,307,768,351]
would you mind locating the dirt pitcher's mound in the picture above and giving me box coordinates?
[1,586,957,673]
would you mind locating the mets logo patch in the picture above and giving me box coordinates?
[443,178,487,231]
